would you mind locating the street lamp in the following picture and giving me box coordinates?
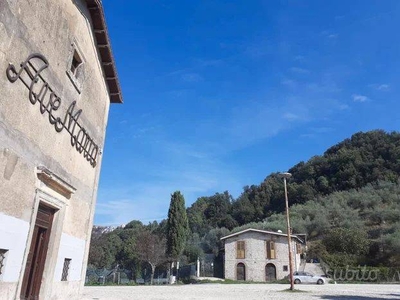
[278,172,294,290]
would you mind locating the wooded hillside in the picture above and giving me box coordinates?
[89,130,400,275]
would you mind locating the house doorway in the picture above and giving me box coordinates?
[20,204,55,300]
[265,263,276,281]
[236,263,246,281]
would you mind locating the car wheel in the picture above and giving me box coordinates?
[317,279,323,285]
[294,279,301,284]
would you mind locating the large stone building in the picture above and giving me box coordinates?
[0,0,122,299]
[221,229,305,282]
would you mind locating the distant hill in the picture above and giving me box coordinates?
[188,130,400,228]
[91,225,119,238]
[185,130,400,268]
[90,130,400,271]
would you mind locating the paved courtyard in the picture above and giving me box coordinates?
[83,284,400,300]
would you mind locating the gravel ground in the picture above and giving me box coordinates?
[82,284,400,300]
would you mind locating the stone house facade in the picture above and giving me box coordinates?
[0,0,122,299]
[221,229,305,282]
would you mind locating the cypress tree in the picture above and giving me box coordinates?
[166,191,189,260]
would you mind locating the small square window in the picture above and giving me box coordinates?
[61,258,71,281]
[67,43,85,93]
[70,50,82,77]
[0,249,8,276]
[283,265,288,272]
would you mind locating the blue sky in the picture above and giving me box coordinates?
[95,0,400,225]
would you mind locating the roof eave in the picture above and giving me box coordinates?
[85,0,123,104]
[220,228,305,243]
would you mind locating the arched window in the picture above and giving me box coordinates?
[265,263,276,281]
[236,263,246,281]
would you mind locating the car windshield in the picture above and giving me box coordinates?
[295,272,314,276]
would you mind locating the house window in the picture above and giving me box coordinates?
[61,258,71,281]
[296,243,302,254]
[66,43,85,93]
[236,241,245,259]
[283,265,288,272]
[266,240,276,259]
[70,50,82,77]
[0,249,7,276]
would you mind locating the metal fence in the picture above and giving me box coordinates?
[86,267,132,285]
[86,266,171,285]
[86,255,220,285]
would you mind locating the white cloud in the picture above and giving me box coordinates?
[369,83,390,91]
[352,94,369,102]
[299,133,315,139]
[97,68,351,226]
[310,127,334,133]
[167,69,203,83]
[96,169,230,226]
[194,58,224,67]
[95,199,151,226]
[283,112,301,121]
[96,141,241,225]
[300,127,335,139]
[377,84,390,91]
[294,55,305,62]
[290,67,310,74]
[181,73,203,82]
[281,79,297,88]
[321,31,338,39]
[339,104,350,110]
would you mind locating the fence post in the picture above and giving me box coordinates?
[196,258,200,278]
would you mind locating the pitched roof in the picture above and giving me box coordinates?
[220,228,305,243]
[85,0,123,103]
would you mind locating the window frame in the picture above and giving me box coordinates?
[236,240,245,259]
[296,243,302,254]
[66,42,85,94]
[266,240,276,259]
[70,50,83,76]
[0,249,8,280]
[61,258,72,281]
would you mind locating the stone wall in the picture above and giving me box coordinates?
[0,0,111,299]
[224,231,302,281]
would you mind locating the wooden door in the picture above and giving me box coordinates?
[236,263,246,281]
[265,263,276,281]
[20,204,55,300]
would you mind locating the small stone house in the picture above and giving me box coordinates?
[221,228,305,282]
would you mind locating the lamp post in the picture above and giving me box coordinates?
[278,172,294,290]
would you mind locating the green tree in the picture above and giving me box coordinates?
[201,227,230,256]
[187,197,211,236]
[323,228,369,256]
[204,192,235,228]
[166,191,189,260]
[136,230,167,284]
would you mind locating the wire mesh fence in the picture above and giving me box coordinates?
[85,255,220,285]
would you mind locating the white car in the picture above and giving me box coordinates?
[293,271,325,285]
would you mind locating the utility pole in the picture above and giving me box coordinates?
[279,172,294,290]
